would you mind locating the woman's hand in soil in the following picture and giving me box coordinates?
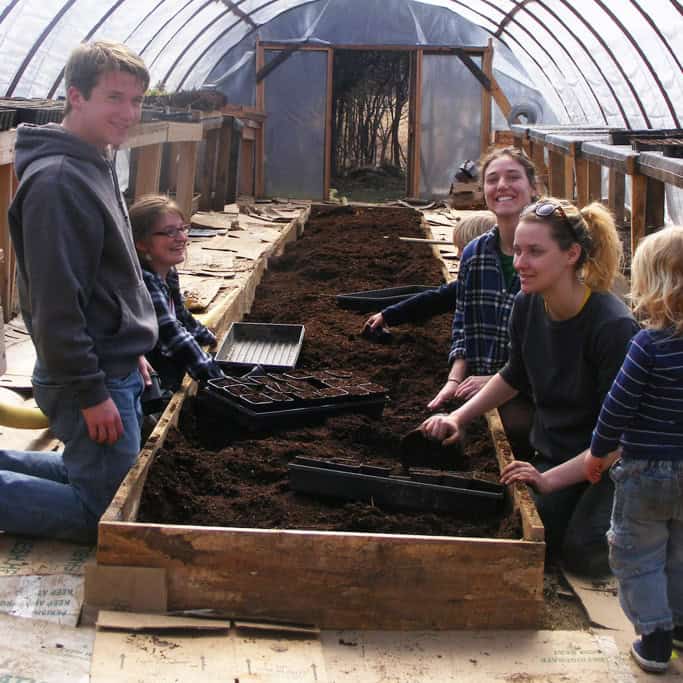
[427,380,459,410]
[500,460,550,494]
[364,312,385,331]
[453,375,491,400]
[420,413,462,445]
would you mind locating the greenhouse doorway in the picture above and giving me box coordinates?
[331,50,410,203]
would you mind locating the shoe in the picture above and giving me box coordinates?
[630,630,672,673]
[673,626,683,649]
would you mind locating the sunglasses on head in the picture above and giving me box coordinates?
[530,200,578,238]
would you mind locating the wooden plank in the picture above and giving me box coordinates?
[0,163,14,320]
[587,160,602,202]
[198,127,220,211]
[529,139,548,194]
[213,120,233,210]
[485,409,545,543]
[548,149,565,198]
[480,40,493,155]
[608,168,625,227]
[324,47,333,201]
[166,122,203,143]
[174,141,199,219]
[575,157,589,207]
[0,129,16,166]
[645,175,666,230]
[562,153,574,199]
[134,143,163,199]
[96,522,544,629]
[630,173,647,256]
[255,41,265,197]
[124,122,169,149]
[240,138,255,196]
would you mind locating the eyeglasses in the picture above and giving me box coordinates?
[151,224,191,239]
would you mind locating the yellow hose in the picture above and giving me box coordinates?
[0,401,49,429]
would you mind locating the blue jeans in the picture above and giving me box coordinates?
[608,459,683,635]
[0,370,143,544]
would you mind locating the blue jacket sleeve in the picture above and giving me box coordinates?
[381,281,458,326]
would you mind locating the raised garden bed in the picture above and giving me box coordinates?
[93,205,544,630]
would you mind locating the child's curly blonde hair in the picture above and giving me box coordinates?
[630,225,683,334]
[452,211,496,251]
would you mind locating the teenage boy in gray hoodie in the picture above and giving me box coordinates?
[3,41,158,543]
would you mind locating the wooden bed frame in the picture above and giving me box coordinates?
[89,206,545,630]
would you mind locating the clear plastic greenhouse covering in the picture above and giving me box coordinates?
[0,0,679,130]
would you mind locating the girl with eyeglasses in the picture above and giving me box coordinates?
[421,197,639,577]
[130,194,224,392]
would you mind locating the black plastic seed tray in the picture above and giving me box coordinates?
[336,285,436,312]
[203,370,387,430]
[215,322,305,371]
[288,457,504,516]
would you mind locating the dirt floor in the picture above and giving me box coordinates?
[138,204,589,630]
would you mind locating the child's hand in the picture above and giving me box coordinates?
[584,453,606,484]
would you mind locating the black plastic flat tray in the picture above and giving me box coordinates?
[199,386,385,431]
[288,462,504,516]
[215,322,304,371]
[336,285,436,312]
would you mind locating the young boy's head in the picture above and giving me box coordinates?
[63,41,149,150]
[452,211,496,251]
[631,225,683,334]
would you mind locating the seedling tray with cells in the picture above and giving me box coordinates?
[202,370,387,429]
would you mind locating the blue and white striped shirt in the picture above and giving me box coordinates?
[591,327,683,460]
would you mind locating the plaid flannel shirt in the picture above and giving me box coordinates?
[142,265,223,384]
[449,227,520,374]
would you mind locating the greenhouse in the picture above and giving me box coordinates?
[0,1,681,680]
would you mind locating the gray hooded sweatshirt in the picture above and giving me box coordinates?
[9,123,158,408]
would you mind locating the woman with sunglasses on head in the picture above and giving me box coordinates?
[422,197,639,576]
[426,146,539,457]
[130,195,224,392]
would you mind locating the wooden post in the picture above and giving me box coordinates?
[175,141,199,219]
[255,42,265,198]
[587,161,602,202]
[548,149,566,198]
[324,47,333,201]
[608,168,626,228]
[198,128,220,211]
[629,174,664,256]
[480,40,493,156]
[164,143,180,194]
[407,49,423,197]
[134,143,163,199]
[529,140,547,195]
[0,164,13,321]
[575,157,589,207]
[213,119,233,211]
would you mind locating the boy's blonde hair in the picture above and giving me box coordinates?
[630,225,683,334]
[519,197,622,292]
[64,40,149,115]
[452,211,496,250]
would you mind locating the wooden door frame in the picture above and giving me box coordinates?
[256,42,495,200]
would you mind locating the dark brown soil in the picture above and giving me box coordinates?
[138,204,591,630]
[139,205,521,538]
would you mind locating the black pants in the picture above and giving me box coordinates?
[533,453,614,577]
